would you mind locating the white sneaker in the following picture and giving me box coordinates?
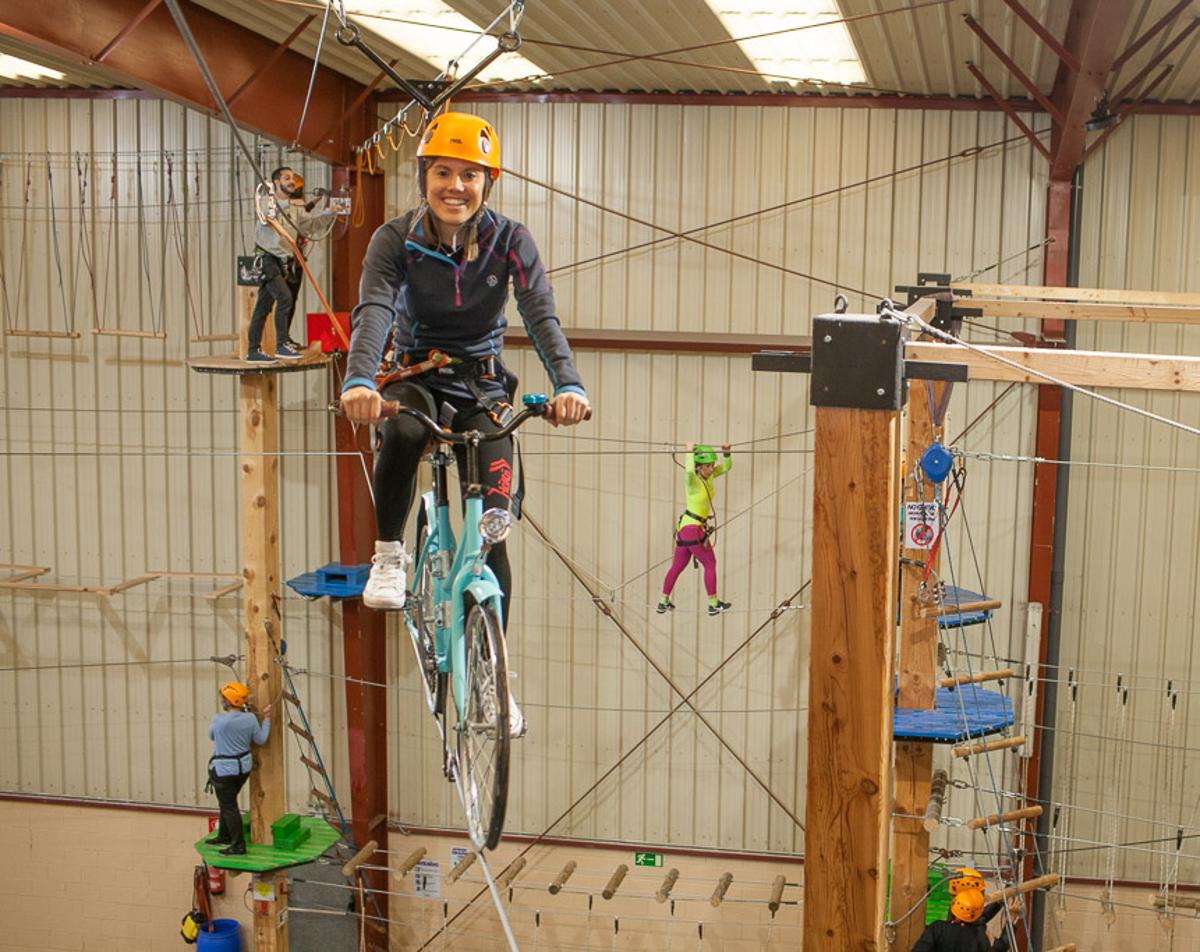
[507,695,527,739]
[362,540,409,610]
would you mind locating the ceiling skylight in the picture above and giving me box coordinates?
[705,1,866,86]
[343,2,540,84]
[0,54,65,82]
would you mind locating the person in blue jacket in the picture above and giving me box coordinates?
[205,681,271,856]
[339,112,589,738]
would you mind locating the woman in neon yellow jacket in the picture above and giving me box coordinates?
[657,442,731,617]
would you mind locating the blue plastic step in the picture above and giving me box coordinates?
[287,562,371,600]
[894,683,1014,743]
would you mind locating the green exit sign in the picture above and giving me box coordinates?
[634,851,663,867]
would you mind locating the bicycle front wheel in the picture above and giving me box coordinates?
[456,598,510,851]
[408,511,440,714]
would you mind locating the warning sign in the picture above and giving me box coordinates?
[413,859,441,898]
[904,502,938,550]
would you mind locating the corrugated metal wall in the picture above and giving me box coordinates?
[0,98,347,813]
[1049,114,1200,884]
[385,102,1045,853]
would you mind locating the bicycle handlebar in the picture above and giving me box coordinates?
[332,398,590,443]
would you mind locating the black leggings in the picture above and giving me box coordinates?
[210,770,249,848]
[248,254,302,350]
[374,382,514,605]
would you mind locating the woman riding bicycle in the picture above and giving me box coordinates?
[340,112,590,651]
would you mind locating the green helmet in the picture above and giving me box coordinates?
[693,445,718,465]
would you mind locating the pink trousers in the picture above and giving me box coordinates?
[661,523,717,598]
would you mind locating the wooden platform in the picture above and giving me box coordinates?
[188,350,331,375]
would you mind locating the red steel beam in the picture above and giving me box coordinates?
[331,165,388,951]
[963,13,1064,124]
[1046,0,1135,181]
[1112,0,1192,71]
[1111,17,1199,105]
[93,0,162,62]
[0,0,372,165]
[226,13,315,108]
[966,61,1051,160]
[1001,0,1082,72]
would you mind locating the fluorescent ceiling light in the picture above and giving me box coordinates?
[0,54,65,82]
[343,2,540,84]
[705,1,866,86]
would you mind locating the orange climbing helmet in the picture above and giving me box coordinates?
[948,867,986,895]
[950,888,985,923]
[417,112,501,179]
[219,681,249,709]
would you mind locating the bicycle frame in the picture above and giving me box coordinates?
[410,438,506,730]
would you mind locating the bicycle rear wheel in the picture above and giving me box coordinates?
[456,597,510,851]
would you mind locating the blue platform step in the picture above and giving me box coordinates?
[934,584,996,629]
[893,683,1014,743]
[287,562,370,600]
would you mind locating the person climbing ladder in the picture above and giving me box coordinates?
[658,442,732,617]
[205,681,271,856]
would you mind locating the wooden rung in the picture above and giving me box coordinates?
[602,864,628,900]
[924,769,949,833]
[283,692,300,706]
[0,567,50,583]
[448,851,476,883]
[103,573,162,595]
[1153,894,1200,911]
[548,860,575,894]
[1045,945,1077,952]
[190,334,239,343]
[287,721,314,742]
[768,875,786,914]
[655,868,679,904]
[967,805,1043,830]
[91,328,167,339]
[299,754,326,774]
[985,873,1059,903]
[922,598,1003,618]
[5,328,82,339]
[311,788,337,809]
[953,734,1026,758]
[205,580,243,600]
[398,847,427,877]
[939,668,1015,688]
[710,872,734,907]
[341,840,378,878]
[496,856,526,889]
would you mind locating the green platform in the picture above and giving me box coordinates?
[195,814,341,872]
[887,862,953,925]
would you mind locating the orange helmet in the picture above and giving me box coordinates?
[220,681,249,709]
[948,867,985,895]
[950,888,985,923]
[417,112,500,180]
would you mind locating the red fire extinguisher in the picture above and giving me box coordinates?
[205,817,226,894]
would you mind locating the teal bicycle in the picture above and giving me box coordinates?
[387,393,559,850]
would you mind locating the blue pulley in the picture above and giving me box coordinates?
[920,442,954,483]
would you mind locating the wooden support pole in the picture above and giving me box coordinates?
[710,873,733,907]
[655,869,679,903]
[985,873,1060,903]
[806,398,899,947]
[953,734,1027,759]
[939,668,1015,688]
[924,769,949,833]
[548,861,576,894]
[602,864,628,900]
[893,333,944,951]
[448,851,476,883]
[496,856,526,890]
[251,871,289,951]
[240,373,285,887]
[768,875,787,915]
[967,805,1044,831]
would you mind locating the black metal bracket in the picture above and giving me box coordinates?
[893,272,981,331]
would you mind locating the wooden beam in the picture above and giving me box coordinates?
[969,295,1200,324]
[806,403,899,949]
[963,14,1064,124]
[965,62,1052,160]
[959,282,1200,306]
[906,340,1200,392]
[1001,0,1082,72]
[240,371,286,952]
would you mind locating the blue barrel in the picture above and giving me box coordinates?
[196,918,241,952]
